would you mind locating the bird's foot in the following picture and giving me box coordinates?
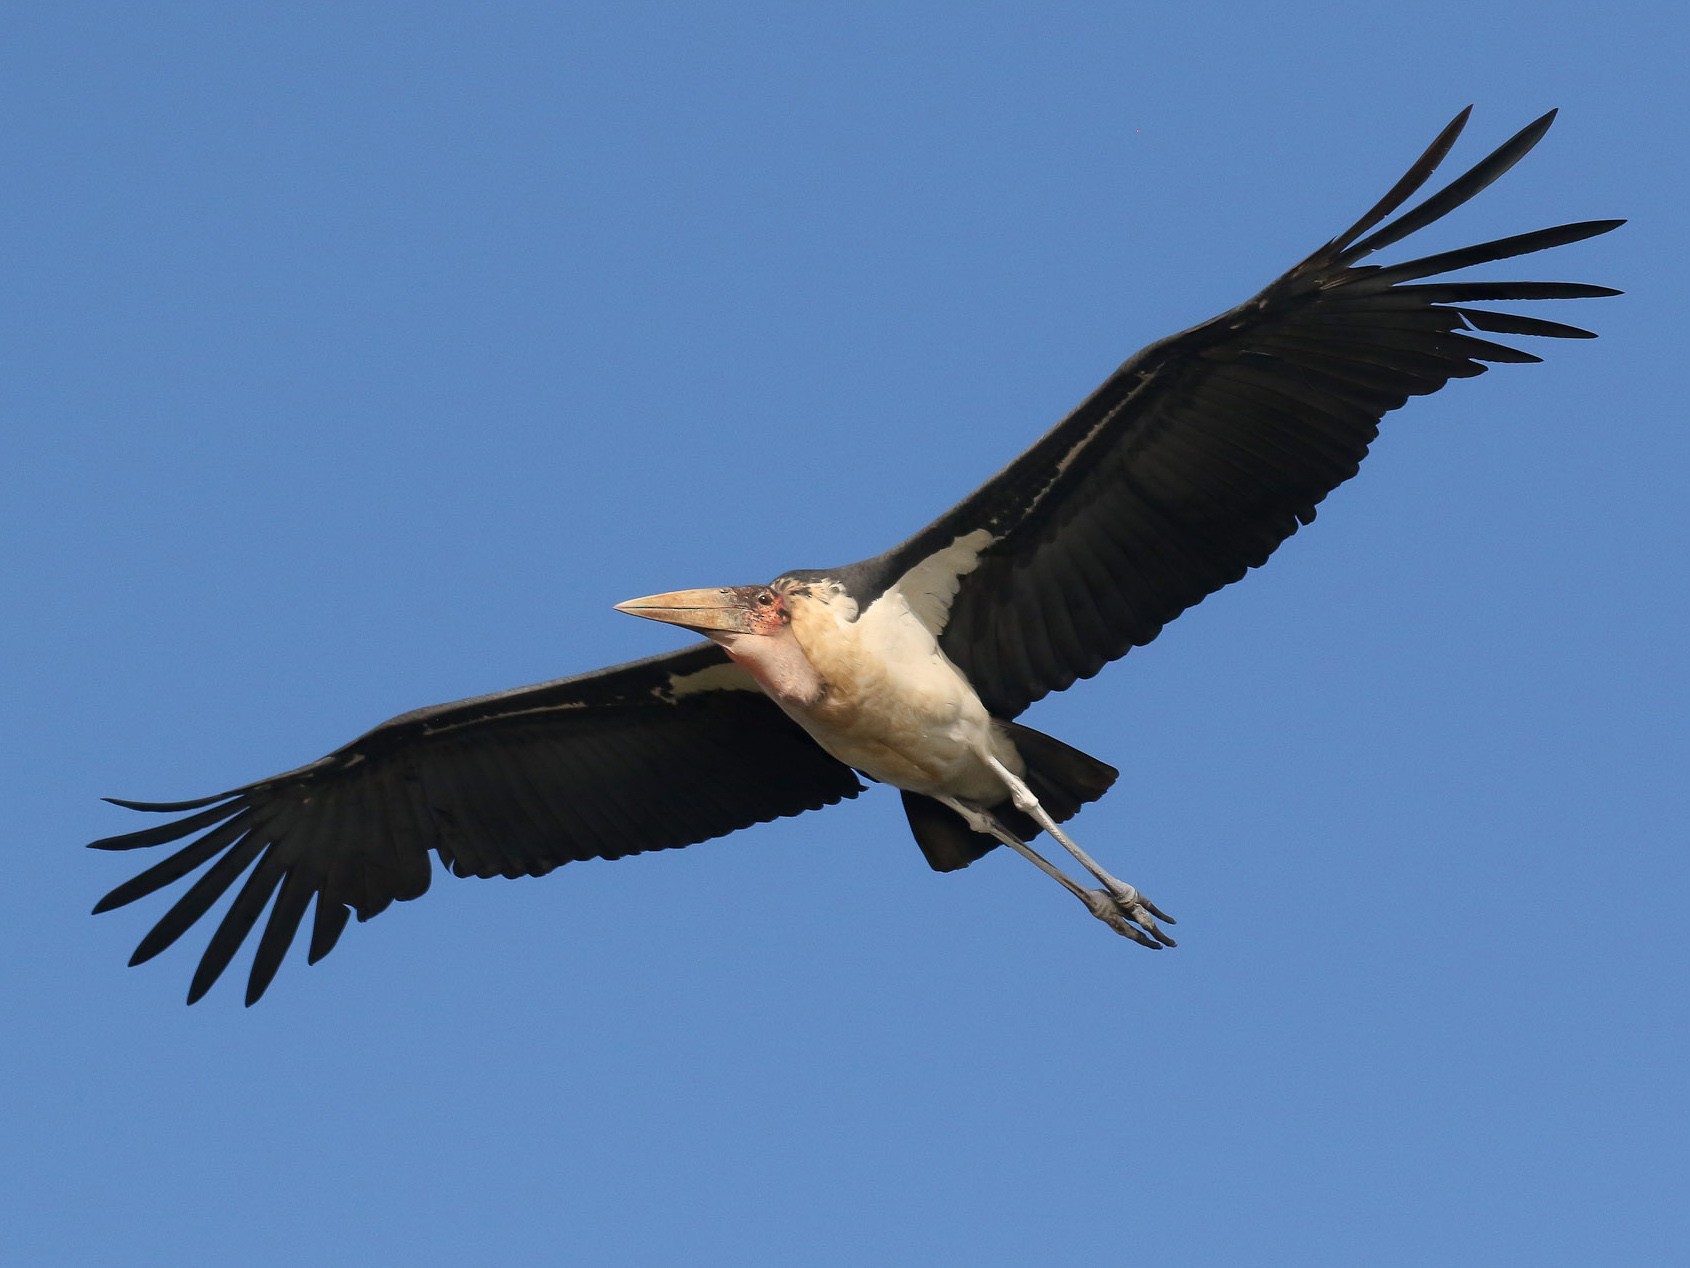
[1081,882,1177,949]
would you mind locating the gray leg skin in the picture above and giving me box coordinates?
[936,794,1175,950]
[980,756,1176,948]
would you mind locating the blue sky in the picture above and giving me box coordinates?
[6,3,1684,1264]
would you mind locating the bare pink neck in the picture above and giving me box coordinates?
[709,626,825,707]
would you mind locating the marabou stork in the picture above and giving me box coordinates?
[90,109,1622,1005]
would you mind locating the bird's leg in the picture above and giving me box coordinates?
[983,755,1176,947]
[934,795,1172,950]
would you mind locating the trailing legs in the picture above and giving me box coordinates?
[935,783,1175,949]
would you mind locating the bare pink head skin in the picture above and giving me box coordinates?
[614,583,823,705]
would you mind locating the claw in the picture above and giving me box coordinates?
[1139,896,1176,926]
[1081,889,1172,948]
[1095,879,1177,947]
[1123,923,1166,950]
[1137,914,1177,949]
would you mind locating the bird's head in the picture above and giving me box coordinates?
[614,583,792,643]
[616,580,833,705]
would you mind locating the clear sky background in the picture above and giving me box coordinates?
[5,3,1684,1264]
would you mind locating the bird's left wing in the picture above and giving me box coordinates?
[864,109,1621,718]
[91,642,864,1004]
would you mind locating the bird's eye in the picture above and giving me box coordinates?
[756,591,774,607]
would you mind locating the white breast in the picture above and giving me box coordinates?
[780,581,1018,803]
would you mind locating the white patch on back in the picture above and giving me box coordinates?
[878,527,995,634]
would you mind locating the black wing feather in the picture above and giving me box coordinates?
[865,110,1620,717]
[93,642,864,1003]
[92,109,1620,1003]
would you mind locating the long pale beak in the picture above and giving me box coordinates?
[614,586,760,634]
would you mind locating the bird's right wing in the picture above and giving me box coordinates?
[866,109,1621,718]
[90,642,865,1005]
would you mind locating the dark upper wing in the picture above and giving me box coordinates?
[91,642,864,1005]
[862,109,1622,718]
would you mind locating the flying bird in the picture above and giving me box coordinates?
[91,108,1622,1004]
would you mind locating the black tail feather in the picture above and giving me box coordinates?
[901,723,1118,873]
[1006,721,1118,822]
